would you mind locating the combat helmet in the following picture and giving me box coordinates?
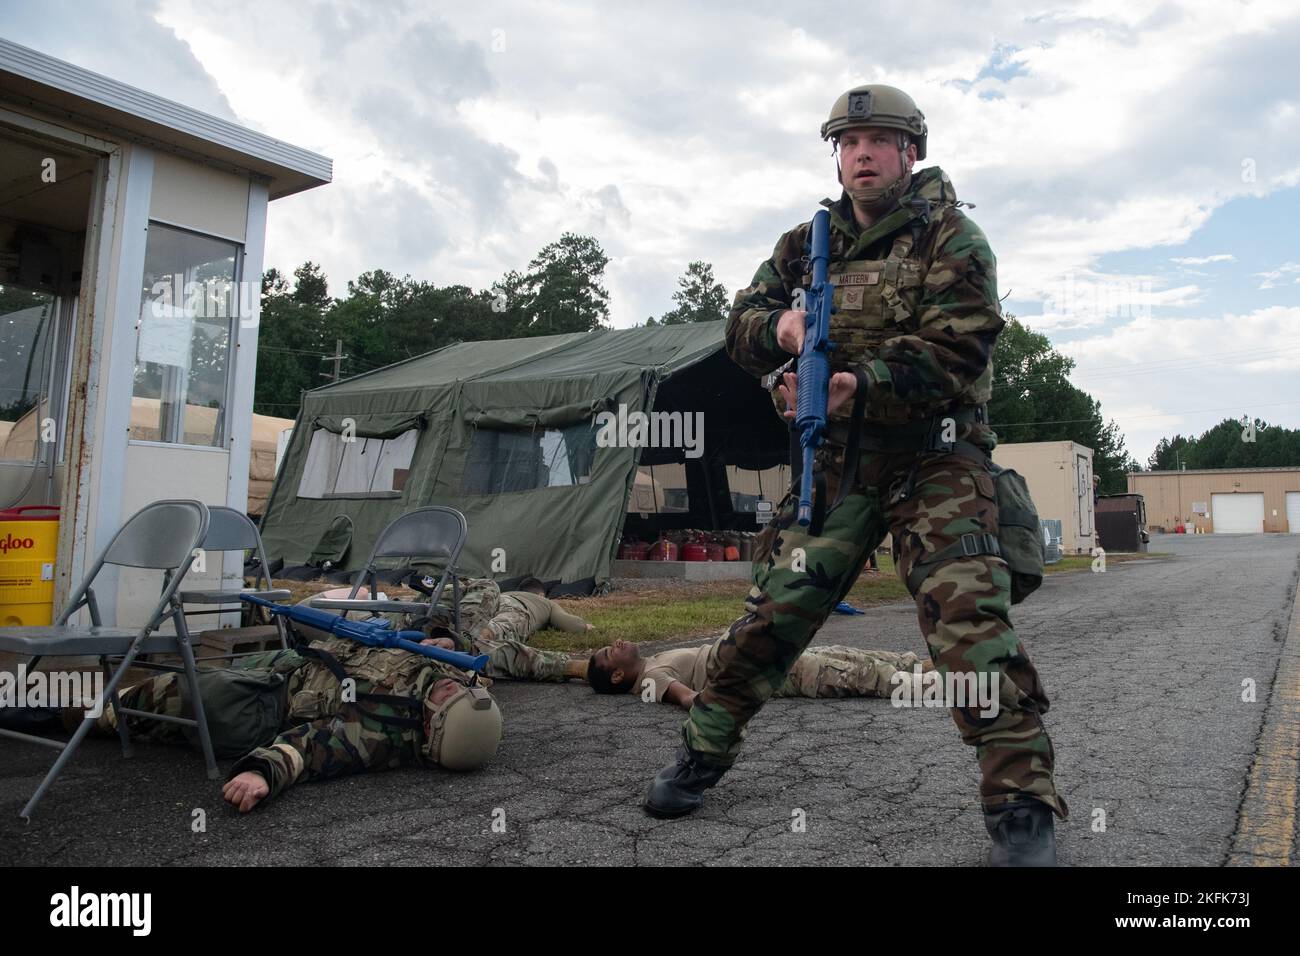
[821,84,927,160]
[426,681,503,770]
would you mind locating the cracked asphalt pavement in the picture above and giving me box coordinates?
[3,533,1298,866]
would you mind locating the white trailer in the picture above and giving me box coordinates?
[992,441,1096,555]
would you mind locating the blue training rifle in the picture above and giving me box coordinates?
[240,593,489,673]
[795,208,836,527]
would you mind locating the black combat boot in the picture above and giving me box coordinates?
[643,746,729,818]
[984,799,1058,866]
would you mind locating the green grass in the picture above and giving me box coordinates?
[1044,551,1172,574]
[531,549,1173,653]
[531,553,909,653]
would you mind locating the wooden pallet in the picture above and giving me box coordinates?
[195,625,282,665]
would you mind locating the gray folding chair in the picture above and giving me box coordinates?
[0,499,216,820]
[310,506,468,635]
[177,505,291,657]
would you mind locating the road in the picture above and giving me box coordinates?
[3,533,1298,866]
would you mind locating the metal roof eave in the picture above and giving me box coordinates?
[0,38,331,199]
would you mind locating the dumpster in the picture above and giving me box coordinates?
[0,505,60,626]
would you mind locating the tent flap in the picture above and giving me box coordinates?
[468,396,613,430]
[311,412,427,438]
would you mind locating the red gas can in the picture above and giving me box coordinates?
[681,542,709,562]
[648,538,679,561]
[618,539,649,560]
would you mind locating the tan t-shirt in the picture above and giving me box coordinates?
[638,640,715,702]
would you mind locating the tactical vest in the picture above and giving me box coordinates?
[287,636,443,751]
[825,229,927,425]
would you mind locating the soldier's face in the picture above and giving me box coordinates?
[596,639,640,685]
[430,679,461,707]
[837,126,916,190]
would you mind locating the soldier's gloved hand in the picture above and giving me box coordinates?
[222,771,270,813]
[778,371,859,419]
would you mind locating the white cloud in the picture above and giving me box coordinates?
[1255,262,1300,290]
[1170,254,1236,265]
[1055,306,1300,461]
[110,0,1299,327]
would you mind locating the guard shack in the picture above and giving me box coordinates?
[0,39,331,626]
[992,440,1096,555]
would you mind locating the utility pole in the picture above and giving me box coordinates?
[320,338,347,383]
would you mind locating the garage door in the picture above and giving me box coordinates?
[1212,493,1265,533]
[1287,492,1300,533]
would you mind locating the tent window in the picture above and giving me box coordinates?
[296,428,417,499]
[462,422,597,495]
[627,464,689,513]
[727,464,790,512]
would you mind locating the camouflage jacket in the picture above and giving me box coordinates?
[726,166,1002,426]
[228,636,485,799]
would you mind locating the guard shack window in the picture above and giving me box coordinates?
[297,428,418,499]
[131,223,240,447]
[462,422,597,495]
[0,288,58,463]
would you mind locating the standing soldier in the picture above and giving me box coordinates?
[642,85,1067,865]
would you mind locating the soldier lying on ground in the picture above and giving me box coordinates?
[588,636,930,707]
[413,576,591,683]
[86,600,502,813]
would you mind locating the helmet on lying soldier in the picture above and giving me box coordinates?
[424,681,503,770]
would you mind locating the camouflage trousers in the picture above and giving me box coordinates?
[775,645,920,699]
[683,431,1068,819]
[420,578,570,682]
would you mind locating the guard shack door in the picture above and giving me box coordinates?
[1076,452,1093,538]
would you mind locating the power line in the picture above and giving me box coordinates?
[257,345,331,356]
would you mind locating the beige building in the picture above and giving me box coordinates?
[1128,467,1300,534]
[992,441,1095,554]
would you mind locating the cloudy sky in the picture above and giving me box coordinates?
[3,0,1297,462]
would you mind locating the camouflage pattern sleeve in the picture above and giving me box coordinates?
[725,227,808,377]
[859,211,1003,418]
[228,711,416,798]
[476,637,572,682]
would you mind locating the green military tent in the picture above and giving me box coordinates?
[259,320,789,592]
